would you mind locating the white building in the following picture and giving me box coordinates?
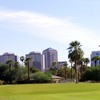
[0,52,17,64]
[26,51,45,71]
[91,51,100,66]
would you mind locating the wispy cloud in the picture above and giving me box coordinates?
[0,9,100,57]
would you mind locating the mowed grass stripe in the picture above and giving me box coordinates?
[0,83,100,100]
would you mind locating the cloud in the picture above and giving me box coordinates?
[0,9,100,57]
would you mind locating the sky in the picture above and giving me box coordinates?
[0,0,100,62]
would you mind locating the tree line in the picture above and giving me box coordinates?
[0,40,100,84]
[0,57,51,84]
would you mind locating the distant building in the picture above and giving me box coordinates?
[26,51,45,71]
[0,52,17,64]
[91,51,100,66]
[43,48,58,70]
[58,61,67,69]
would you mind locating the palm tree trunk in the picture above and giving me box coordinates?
[70,62,72,79]
[75,61,78,84]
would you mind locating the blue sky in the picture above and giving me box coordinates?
[0,0,100,62]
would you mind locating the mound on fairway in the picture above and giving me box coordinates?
[0,83,100,100]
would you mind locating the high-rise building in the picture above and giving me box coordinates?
[91,51,100,66]
[0,52,17,64]
[26,51,45,71]
[43,48,58,70]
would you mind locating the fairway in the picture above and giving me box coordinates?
[0,83,100,100]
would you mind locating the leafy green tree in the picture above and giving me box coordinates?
[68,41,84,83]
[14,67,27,83]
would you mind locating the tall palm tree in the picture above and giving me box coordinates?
[91,56,100,67]
[6,60,13,71]
[67,41,84,83]
[20,56,25,66]
[25,57,32,82]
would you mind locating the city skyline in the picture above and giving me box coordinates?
[0,48,58,71]
[0,0,100,61]
[0,47,58,61]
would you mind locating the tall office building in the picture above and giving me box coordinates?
[26,51,45,71]
[0,52,17,64]
[91,51,100,66]
[43,48,58,70]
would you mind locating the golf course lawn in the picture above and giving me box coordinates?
[0,83,100,100]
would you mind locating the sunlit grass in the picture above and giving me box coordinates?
[0,83,100,100]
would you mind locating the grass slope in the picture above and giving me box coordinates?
[0,83,100,100]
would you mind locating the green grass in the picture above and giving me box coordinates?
[0,83,100,100]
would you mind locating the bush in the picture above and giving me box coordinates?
[33,72,51,83]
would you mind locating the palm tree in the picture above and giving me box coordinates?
[91,56,100,67]
[25,57,32,82]
[67,41,84,83]
[20,56,25,66]
[6,60,13,71]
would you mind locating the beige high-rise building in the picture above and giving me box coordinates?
[43,48,58,70]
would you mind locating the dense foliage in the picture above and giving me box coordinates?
[82,66,100,82]
[0,64,52,84]
[33,72,51,83]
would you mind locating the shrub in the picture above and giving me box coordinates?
[33,72,51,83]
